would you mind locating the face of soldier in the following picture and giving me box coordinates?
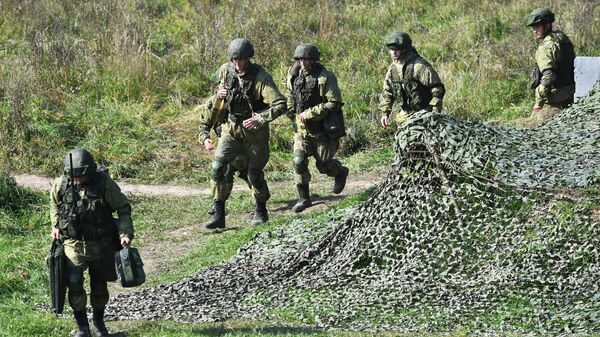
[532,23,551,39]
[388,47,402,61]
[74,175,89,188]
[232,58,249,74]
[299,58,316,73]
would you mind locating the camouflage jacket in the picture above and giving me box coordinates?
[533,30,576,107]
[50,172,134,240]
[379,48,444,117]
[286,62,343,136]
[197,95,225,144]
[216,62,286,127]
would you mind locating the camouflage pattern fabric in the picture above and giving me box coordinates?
[209,62,286,202]
[379,48,444,123]
[108,83,600,335]
[534,30,576,108]
[50,173,133,312]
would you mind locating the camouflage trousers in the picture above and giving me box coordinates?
[64,239,111,312]
[210,121,270,203]
[293,133,343,185]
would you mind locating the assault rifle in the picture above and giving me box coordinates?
[67,153,79,231]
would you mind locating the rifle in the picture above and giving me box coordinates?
[67,153,80,237]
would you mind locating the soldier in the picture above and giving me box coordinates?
[524,8,575,121]
[197,94,250,215]
[286,43,349,213]
[50,148,134,337]
[203,38,287,229]
[379,31,445,128]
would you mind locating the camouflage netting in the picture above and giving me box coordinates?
[107,83,600,335]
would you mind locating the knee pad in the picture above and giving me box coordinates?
[247,168,265,189]
[67,267,84,294]
[211,160,227,183]
[293,155,308,174]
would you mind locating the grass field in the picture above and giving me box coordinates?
[1,0,600,335]
[1,0,598,183]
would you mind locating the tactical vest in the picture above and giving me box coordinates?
[390,54,435,112]
[58,169,115,241]
[225,63,268,123]
[291,63,326,134]
[531,31,575,90]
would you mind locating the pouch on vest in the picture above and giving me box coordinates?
[323,106,346,140]
[115,246,146,288]
[530,66,541,90]
[46,239,67,314]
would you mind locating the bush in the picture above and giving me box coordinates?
[0,176,42,212]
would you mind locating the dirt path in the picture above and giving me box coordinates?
[16,171,383,295]
[12,172,381,196]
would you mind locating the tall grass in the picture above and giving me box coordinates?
[0,0,598,182]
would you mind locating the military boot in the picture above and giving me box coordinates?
[250,202,269,227]
[333,166,349,194]
[292,184,312,213]
[203,201,225,229]
[73,310,91,337]
[91,308,109,337]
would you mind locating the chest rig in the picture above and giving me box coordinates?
[291,62,325,134]
[225,63,267,123]
[530,31,575,90]
[390,53,434,113]
[58,170,114,241]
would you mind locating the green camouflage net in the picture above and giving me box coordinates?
[108,83,600,335]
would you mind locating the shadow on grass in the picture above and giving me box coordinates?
[201,227,242,235]
[271,193,346,213]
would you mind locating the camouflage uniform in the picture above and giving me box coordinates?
[50,148,133,337]
[197,95,250,203]
[520,8,576,125]
[203,38,286,228]
[379,32,445,124]
[287,43,348,212]
[211,62,286,201]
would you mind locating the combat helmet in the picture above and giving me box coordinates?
[63,148,96,177]
[293,43,320,61]
[227,38,254,59]
[384,31,412,50]
[524,8,555,27]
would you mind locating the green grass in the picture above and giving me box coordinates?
[0,173,391,336]
[1,0,599,183]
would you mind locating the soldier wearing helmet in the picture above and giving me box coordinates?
[379,31,445,128]
[286,43,349,213]
[203,38,287,229]
[524,8,575,121]
[49,148,134,337]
